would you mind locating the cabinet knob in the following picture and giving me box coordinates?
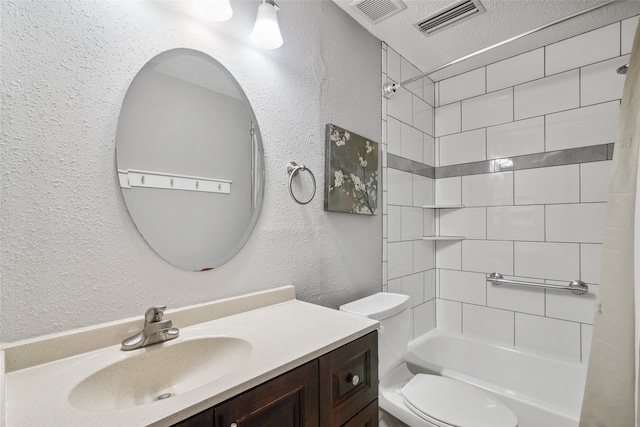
[231,423,238,427]
[346,374,360,386]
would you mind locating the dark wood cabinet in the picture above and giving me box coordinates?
[171,332,377,427]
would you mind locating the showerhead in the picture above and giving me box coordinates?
[617,64,629,75]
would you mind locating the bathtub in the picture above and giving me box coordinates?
[405,330,587,427]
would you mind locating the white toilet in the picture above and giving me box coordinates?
[340,292,518,427]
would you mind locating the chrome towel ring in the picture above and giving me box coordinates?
[286,161,316,205]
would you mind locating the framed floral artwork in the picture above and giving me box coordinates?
[324,123,378,215]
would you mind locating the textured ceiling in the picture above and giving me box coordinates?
[332,0,640,81]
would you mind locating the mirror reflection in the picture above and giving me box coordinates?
[116,48,264,271]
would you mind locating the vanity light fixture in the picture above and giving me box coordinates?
[193,0,233,22]
[251,0,283,49]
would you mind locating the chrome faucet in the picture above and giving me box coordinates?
[121,306,179,351]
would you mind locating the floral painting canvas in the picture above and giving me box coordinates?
[324,124,378,215]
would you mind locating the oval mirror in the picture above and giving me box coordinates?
[116,48,264,271]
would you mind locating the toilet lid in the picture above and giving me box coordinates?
[401,374,518,427]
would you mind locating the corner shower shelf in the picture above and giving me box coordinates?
[422,204,465,240]
[422,235,465,241]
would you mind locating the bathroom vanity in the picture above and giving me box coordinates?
[175,332,378,427]
[2,286,379,426]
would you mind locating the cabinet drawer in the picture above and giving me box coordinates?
[342,400,378,427]
[319,331,378,427]
[214,360,319,427]
[173,408,214,427]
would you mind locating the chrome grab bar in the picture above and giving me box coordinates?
[487,272,589,295]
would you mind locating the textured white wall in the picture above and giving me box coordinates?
[0,0,382,342]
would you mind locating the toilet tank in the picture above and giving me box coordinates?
[340,293,410,378]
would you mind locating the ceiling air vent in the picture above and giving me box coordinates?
[350,0,407,24]
[414,0,485,36]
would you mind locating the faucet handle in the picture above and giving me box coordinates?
[145,306,167,324]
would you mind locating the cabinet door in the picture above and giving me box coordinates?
[319,332,378,427]
[342,400,378,427]
[215,360,319,427]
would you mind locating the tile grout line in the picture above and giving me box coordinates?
[579,65,582,108]
[513,311,516,347]
[512,85,516,127]
[512,166,516,208]
[544,204,547,243]
[485,126,488,162]
[512,240,516,282]
[579,162,583,203]
[619,21,623,59]
[485,65,488,95]
[579,323,584,363]
[460,300,464,335]
[543,111,547,153]
[579,242,583,283]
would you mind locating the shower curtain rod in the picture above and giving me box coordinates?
[400,0,623,86]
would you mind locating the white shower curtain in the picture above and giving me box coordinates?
[579,24,640,427]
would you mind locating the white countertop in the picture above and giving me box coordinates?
[3,289,378,426]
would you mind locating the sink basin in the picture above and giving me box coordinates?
[68,337,251,411]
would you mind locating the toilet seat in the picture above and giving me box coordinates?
[401,374,518,427]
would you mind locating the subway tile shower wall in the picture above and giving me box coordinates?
[381,15,640,363]
[383,43,437,341]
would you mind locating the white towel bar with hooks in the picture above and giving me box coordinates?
[118,169,231,194]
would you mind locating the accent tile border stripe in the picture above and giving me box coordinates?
[388,143,614,178]
[388,154,435,178]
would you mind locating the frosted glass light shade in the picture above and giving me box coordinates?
[193,0,233,22]
[250,1,283,49]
